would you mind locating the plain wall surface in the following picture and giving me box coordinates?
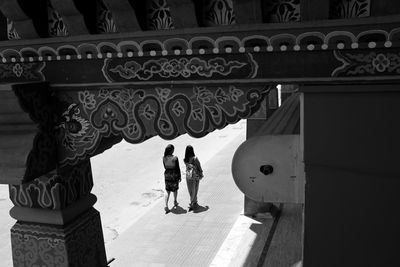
[302,85,400,267]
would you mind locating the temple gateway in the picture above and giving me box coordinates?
[0,0,399,266]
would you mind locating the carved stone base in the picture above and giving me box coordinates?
[11,208,107,267]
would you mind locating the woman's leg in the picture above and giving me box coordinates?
[165,191,171,209]
[193,180,199,205]
[186,179,194,206]
[173,190,178,206]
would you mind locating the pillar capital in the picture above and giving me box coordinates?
[8,160,107,267]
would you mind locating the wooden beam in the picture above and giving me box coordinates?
[0,15,398,85]
[169,0,198,28]
[0,0,38,38]
[235,0,263,24]
[300,0,330,21]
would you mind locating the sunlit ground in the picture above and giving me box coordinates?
[91,120,247,245]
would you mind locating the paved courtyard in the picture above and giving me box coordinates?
[106,124,246,266]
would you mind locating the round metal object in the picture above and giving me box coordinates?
[231,135,300,203]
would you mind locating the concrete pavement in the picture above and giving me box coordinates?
[106,126,247,267]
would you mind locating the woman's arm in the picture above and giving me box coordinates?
[175,157,181,180]
[195,157,203,174]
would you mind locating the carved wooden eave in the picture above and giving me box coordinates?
[0,15,399,85]
[1,15,400,184]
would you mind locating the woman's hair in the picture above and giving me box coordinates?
[184,145,195,163]
[164,144,174,157]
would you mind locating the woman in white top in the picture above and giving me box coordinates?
[184,145,203,211]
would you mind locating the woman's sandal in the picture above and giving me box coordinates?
[164,207,170,214]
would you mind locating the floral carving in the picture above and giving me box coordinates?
[332,50,400,76]
[372,53,390,73]
[55,85,271,166]
[263,0,300,23]
[146,0,174,30]
[0,63,45,82]
[12,63,23,77]
[97,0,117,33]
[78,91,97,110]
[330,0,370,19]
[47,1,69,37]
[204,0,236,26]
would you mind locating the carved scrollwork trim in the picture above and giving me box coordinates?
[102,54,257,82]
[55,84,271,166]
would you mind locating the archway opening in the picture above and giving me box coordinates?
[90,120,248,265]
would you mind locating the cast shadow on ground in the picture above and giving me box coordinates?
[193,204,209,213]
[170,205,187,214]
[241,204,302,267]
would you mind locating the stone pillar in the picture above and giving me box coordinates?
[9,160,107,267]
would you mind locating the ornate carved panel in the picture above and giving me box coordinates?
[54,84,270,166]
[11,208,107,267]
[9,160,93,210]
[0,62,45,82]
[0,18,398,85]
[332,50,400,76]
[102,53,258,82]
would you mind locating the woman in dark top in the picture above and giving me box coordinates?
[163,144,181,213]
[184,145,203,211]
